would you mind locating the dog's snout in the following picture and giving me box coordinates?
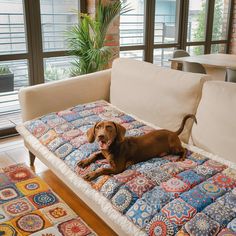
[98,134,105,140]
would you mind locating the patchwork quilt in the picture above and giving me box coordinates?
[21,100,236,236]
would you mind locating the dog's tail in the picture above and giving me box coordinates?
[175,114,197,136]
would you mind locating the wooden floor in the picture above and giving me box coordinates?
[0,136,117,236]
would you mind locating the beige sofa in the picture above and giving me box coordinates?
[17,58,236,235]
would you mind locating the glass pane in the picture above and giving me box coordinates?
[120,0,144,46]
[119,50,143,60]
[211,44,227,54]
[212,0,230,40]
[153,48,175,67]
[0,0,27,55]
[40,0,78,52]
[186,45,204,56]
[0,60,29,129]
[154,0,180,44]
[44,56,74,82]
[187,0,207,42]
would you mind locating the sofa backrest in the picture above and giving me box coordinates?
[110,58,208,142]
[191,81,236,163]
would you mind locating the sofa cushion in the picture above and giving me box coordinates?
[191,81,236,163]
[110,58,208,142]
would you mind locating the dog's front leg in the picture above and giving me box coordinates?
[77,152,104,168]
[84,166,124,181]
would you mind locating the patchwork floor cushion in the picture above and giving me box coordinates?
[18,100,236,236]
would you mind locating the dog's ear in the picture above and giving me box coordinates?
[114,122,126,142]
[86,123,97,143]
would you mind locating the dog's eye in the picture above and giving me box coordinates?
[106,126,113,130]
[95,125,100,129]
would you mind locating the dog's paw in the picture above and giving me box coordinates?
[83,172,97,181]
[77,160,89,168]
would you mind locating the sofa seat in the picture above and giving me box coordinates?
[17,100,236,236]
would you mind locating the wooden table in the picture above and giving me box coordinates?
[170,53,236,81]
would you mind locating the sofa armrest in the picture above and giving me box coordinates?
[19,69,111,121]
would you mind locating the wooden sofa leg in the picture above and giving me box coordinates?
[29,151,36,166]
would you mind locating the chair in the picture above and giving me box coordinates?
[226,68,236,83]
[171,50,190,70]
[182,61,206,74]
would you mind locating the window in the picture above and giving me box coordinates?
[0,0,81,136]
[119,0,233,63]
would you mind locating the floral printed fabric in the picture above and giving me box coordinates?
[24,100,236,235]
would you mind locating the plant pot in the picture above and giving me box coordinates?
[0,73,14,92]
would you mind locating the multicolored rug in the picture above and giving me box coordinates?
[0,163,96,236]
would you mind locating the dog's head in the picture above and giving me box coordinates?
[86,121,126,150]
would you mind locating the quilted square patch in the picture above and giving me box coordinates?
[180,187,213,212]
[111,186,138,214]
[54,143,74,159]
[58,217,92,236]
[160,162,185,176]
[228,218,236,232]
[203,202,236,227]
[145,214,175,236]
[203,159,227,172]
[61,129,83,141]
[79,143,99,158]
[136,160,169,174]
[40,202,76,224]
[61,112,81,122]
[47,117,66,128]
[40,113,58,123]
[10,210,52,235]
[125,175,155,198]
[142,186,174,212]
[16,177,49,196]
[126,199,155,228]
[210,173,236,190]
[0,184,23,204]
[176,170,204,188]
[161,178,190,197]
[185,212,220,236]
[28,190,59,209]
[2,197,35,218]
[47,137,66,152]
[188,152,208,165]
[100,178,123,199]
[54,122,74,134]
[126,129,144,137]
[64,150,85,170]
[70,135,88,148]
[25,120,49,138]
[198,181,226,200]
[161,198,197,226]
[193,165,218,179]
[177,159,197,170]
[217,190,236,213]
[39,130,58,146]
[114,169,140,183]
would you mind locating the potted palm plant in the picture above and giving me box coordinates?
[0,65,14,92]
[67,0,131,75]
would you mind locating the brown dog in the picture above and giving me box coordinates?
[78,114,196,181]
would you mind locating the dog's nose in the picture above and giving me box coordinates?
[98,134,105,140]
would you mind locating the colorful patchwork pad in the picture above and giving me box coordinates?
[0,164,97,236]
[23,100,236,234]
[185,212,220,235]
